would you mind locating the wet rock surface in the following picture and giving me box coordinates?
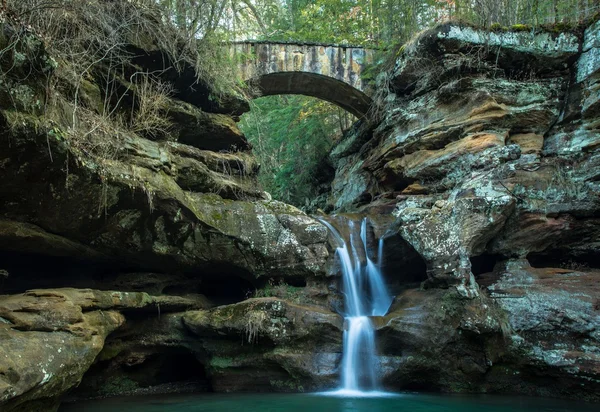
[324,20,600,400]
[183,298,343,392]
[375,288,506,392]
[376,265,600,401]
[0,290,135,411]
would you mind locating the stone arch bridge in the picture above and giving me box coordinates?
[232,41,374,118]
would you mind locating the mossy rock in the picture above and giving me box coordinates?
[98,376,140,396]
[510,24,531,32]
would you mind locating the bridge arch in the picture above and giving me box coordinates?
[233,42,374,117]
[248,72,371,118]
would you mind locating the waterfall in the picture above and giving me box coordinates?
[361,219,393,317]
[377,237,384,271]
[318,217,393,395]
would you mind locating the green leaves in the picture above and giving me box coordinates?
[239,95,342,206]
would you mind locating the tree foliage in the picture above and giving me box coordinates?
[221,1,600,47]
[239,96,347,206]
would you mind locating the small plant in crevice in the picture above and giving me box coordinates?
[210,154,253,200]
[129,75,174,140]
[244,309,267,344]
[253,277,311,305]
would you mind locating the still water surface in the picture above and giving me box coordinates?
[59,392,598,412]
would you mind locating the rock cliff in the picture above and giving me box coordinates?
[0,16,337,411]
[1,14,599,411]
[329,21,600,399]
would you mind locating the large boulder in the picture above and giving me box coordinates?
[64,297,343,400]
[183,298,343,392]
[375,261,600,402]
[391,181,515,297]
[0,288,206,411]
[375,288,506,392]
[479,259,600,401]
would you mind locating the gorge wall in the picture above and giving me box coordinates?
[0,15,340,411]
[0,12,599,412]
[328,21,600,399]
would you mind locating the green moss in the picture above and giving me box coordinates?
[555,22,574,32]
[2,110,47,137]
[210,301,257,326]
[195,193,232,206]
[210,356,234,369]
[435,289,465,321]
[78,79,103,112]
[510,24,531,32]
[99,376,139,396]
[539,20,582,35]
[253,280,312,305]
[261,200,300,215]
[96,343,125,362]
[211,210,224,221]
[140,292,154,306]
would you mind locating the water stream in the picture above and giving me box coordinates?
[318,217,393,395]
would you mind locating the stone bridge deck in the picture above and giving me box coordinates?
[232,41,374,117]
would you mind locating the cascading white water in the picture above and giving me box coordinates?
[318,217,393,395]
[377,237,385,271]
[361,219,393,317]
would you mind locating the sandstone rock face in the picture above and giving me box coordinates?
[324,21,600,400]
[0,18,337,409]
[393,182,515,296]
[62,297,342,399]
[0,115,329,280]
[331,24,579,210]
[376,265,600,401]
[0,20,330,284]
[328,21,600,291]
[0,287,337,406]
[0,289,193,411]
[479,260,600,400]
[183,298,343,392]
[375,288,506,392]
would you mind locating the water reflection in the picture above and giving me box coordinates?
[59,392,599,412]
